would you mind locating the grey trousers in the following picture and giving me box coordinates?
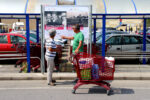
[45,55,55,83]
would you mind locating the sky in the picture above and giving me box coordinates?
[105,0,150,13]
[0,0,150,13]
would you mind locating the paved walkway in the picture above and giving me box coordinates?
[0,64,150,80]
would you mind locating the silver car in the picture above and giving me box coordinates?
[97,34,150,62]
[93,30,129,42]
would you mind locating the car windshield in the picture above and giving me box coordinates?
[29,37,37,43]
[96,34,111,44]
[23,35,37,43]
[147,30,150,33]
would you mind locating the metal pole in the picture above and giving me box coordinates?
[26,14,30,73]
[143,18,147,64]
[131,0,138,14]
[41,5,45,74]
[36,18,39,43]
[101,15,106,72]
[102,15,106,57]
[93,19,96,44]
[74,0,77,5]
[56,0,58,5]
[24,0,29,13]
[89,5,92,54]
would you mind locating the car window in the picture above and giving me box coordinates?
[130,36,139,44]
[138,36,150,44]
[10,35,26,43]
[0,35,7,43]
[106,36,121,45]
[18,36,26,42]
[123,36,130,44]
[147,30,150,33]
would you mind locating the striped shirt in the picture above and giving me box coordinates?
[45,39,57,58]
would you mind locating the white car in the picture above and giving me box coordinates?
[97,34,150,62]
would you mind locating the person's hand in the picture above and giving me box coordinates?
[75,49,79,54]
[61,36,66,39]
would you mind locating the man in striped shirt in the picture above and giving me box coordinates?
[45,29,58,86]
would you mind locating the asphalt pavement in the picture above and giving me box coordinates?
[0,80,150,100]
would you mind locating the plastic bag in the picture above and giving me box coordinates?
[92,64,99,80]
[80,68,91,80]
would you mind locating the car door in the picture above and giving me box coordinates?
[146,39,150,51]
[6,35,18,53]
[138,36,150,52]
[0,34,9,53]
[9,35,26,51]
[122,36,141,54]
[105,36,122,55]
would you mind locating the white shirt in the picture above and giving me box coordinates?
[45,39,56,58]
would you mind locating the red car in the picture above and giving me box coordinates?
[0,33,36,58]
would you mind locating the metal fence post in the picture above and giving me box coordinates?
[26,14,30,73]
[143,18,147,64]
[102,15,106,57]
[93,19,96,44]
[36,18,40,43]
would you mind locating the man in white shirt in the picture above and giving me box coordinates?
[45,29,58,86]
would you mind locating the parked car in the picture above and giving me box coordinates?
[92,30,122,40]
[0,33,36,58]
[95,30,129,42]
[136,30,150,39]
[11,30,41,42]
[96,34,150,62]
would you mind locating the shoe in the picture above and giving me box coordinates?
[52,80,56,83]
[19,70,22,73]
[50,82,55,86]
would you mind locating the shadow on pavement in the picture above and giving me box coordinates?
[87,87,134,95]
[55,80,74,85]
[73,86,134,95]
[112,88,134,95]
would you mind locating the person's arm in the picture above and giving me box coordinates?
[48,41,58,52]
[61,36,74,40]
[49,47,58,52]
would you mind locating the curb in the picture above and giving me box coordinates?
[0,72,150,80]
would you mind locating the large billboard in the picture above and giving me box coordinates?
[41,5,92,73]
[42,5,91,43]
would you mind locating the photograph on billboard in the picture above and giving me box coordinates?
[44,11,67,30]
[66,12,88,30]
[43,5,91,43]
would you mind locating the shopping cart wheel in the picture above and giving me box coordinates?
[14,64,17,68]
[107,89,111,96]
[72,89,76,94]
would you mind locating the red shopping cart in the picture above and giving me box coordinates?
[15,43,41,72]
[71,52,115,95]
